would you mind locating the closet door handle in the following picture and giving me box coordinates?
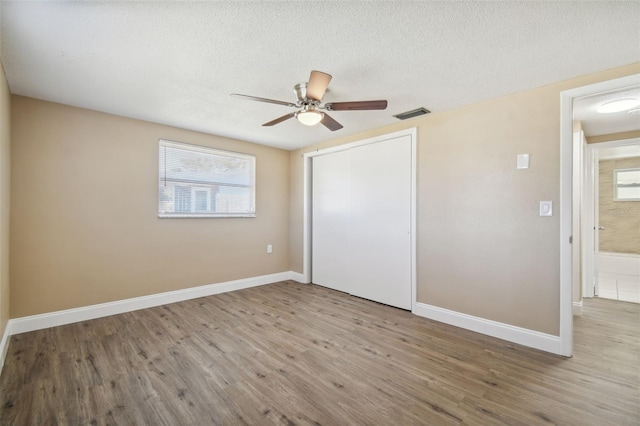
[598,226,605,231]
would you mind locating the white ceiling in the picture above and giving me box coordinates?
[573,86,640,137]
[1,1,639,151]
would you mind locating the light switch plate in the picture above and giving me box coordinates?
[517,154,530,169]
[540,201,552,217]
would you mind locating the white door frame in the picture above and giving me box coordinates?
[560,73,640,357]
[301,128,418,309]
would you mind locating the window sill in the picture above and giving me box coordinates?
[158,213,256,219]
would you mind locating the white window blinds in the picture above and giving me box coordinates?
[159,140,256,218]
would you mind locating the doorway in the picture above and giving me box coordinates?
[560,73,640,356]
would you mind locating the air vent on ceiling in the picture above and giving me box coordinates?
[393,107,430,120]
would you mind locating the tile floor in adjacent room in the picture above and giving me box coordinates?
[598,275,640,303]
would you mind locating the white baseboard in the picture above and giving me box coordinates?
[572,300,583,316]
[7,271,294,337]
[289,271,308,283]
[412,302,563,355]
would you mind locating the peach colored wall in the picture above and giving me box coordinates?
[0,64,10,339]
[290,63,640,336]
[11,96,290,317]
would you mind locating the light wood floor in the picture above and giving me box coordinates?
[1,281,638,425]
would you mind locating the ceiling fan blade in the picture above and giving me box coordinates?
[325,100,388,111]
[320,113,343,131]
[262,112,296,126]
[231,93,296,107]
[306,70,332,101]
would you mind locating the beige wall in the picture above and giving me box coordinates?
[290,63,640,336]
[598,157,640,254]
[0,64,10,339]
[11,97,290,317]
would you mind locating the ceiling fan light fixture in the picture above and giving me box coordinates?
[596,98,640,114]
[296,109,324,126]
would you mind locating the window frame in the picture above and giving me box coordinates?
[613,168,640,201]
[158,139,256,218]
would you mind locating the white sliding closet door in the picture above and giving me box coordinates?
[348,136,412,309]
[312,149,352,294]
[312,135,412,310]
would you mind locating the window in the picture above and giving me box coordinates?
[614,168,640,201]
[159,140,256,217]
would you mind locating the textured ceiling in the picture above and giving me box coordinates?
[1,1,640,150]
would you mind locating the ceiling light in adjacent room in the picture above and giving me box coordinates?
[596,98,640,113]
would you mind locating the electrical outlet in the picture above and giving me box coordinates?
[267,244,273,254]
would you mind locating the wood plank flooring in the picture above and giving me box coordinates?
[1,281,638,425]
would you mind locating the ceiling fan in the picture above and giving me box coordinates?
[231,70,388,131]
